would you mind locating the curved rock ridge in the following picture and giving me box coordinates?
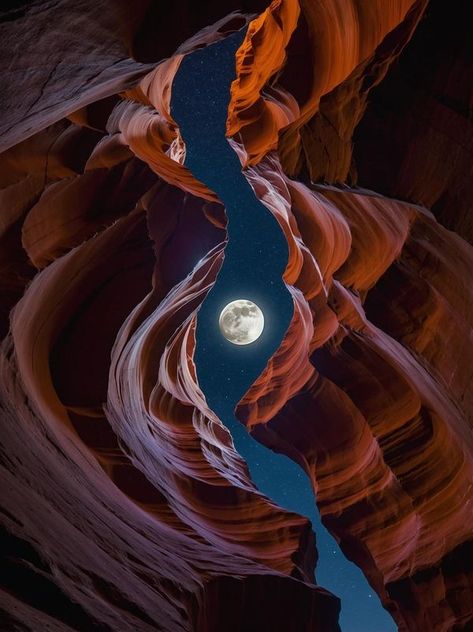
[226,0,301,164]
[1,1,472,631]
[0,5,343,630]
[226,0,425,170]
[0,1,271,152]
[0,126,340,631]
[236,178,473,630]
[224,4,473,626]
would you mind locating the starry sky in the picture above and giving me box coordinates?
[171,29,396,632]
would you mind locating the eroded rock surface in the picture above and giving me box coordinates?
[1,1,472,631]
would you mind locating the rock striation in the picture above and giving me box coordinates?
[1,1,472,631]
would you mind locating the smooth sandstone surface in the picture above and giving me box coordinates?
[1,1,472,631]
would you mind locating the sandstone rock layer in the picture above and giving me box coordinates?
[1,1,472,631]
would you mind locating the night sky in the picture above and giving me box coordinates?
[171,30,396,632]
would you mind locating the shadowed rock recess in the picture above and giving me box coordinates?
[0,1,472,631]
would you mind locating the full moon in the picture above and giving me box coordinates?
[219,299,264,345]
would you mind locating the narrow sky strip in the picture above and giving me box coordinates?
[171,29,396,632]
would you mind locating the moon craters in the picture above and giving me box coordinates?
[219,299,264,345]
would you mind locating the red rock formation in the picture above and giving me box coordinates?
[1,1,472,631]
[227,0,426,170]
[238,185,473,631]
[0,2,340,630]
[230,1,473,629]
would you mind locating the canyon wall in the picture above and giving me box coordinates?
[1,1,472,630]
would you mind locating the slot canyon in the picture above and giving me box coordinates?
[0,1,472,631]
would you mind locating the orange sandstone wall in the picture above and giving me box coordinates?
[1,0,472,631]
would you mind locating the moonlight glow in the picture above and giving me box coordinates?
[219,299,264,345]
